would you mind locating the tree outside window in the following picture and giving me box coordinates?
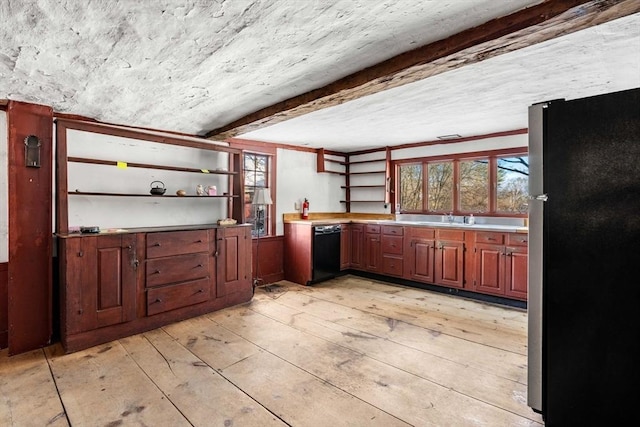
[399,163,423,210]
[244,153,271,237]
[497,155,529,213]
[427,161,453,212]
[459,159,489,213]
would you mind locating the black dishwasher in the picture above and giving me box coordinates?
[311,224,342,284]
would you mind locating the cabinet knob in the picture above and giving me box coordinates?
[125,245,132,249]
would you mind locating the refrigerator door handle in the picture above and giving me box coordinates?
[529,194,548,201]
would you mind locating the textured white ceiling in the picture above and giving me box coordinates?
[243,13,640,151]
[1,1,638,152]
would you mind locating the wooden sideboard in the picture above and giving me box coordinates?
[58,224,252,353]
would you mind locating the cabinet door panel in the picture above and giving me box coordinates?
[435,241,464,288]
[365,233,382,272]
[505,246,528,300]
[474,243,505,295]
[340,225,351,270]
[95,234,138,329]
[350,225,364,270]
[406,238,435,283]
[217,226,251,297]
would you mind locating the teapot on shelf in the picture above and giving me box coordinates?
[150,181,166,195]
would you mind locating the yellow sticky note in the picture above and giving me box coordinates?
[116,161,127,169]
[201,169,210,173]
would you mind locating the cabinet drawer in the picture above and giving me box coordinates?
[475,232,505,244]
[437,229,465,241]
[382,255,403,277]
[146,230,209,258]
[507,233,528,247]
[365,224,381,234]
[146,253,209,287]
[410,227,435,239]
[147,278,211,316]
[382,225,403,236]
[381,235,403,255]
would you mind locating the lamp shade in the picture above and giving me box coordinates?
[252,188,273,205]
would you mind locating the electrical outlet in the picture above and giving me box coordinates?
[294,201,300,210]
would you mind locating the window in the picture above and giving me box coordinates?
[244,152,272,237]
[459,159,489,213]
[398,163,422,211]
[427,161,453,212]
[395,150,528,216]
[496,155,529,214]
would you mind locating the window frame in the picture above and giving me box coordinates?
[243,151,274,237]
[394,147,528,217]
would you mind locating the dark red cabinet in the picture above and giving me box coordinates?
[60,234,137,335]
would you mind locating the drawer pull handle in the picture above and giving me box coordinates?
[197,289,204,293]
[196,239,203,243]
[487,237,496,241]
[153,242,161,247]
[154,270,161,274]
[197,264,203,268]
[155,298,162,303]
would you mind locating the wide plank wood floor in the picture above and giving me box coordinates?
[0,275,543,426]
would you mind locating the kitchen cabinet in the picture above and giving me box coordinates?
[505,233,528,300]
[59,234,138,335]
[340,224,351,270]
[364,224,382,272]
[350,224,364,270]
[404,227,436,283]
[404,227,465,289]
[434,229,465,289]
[58,224,252,353]
[381,225,403,277]
[216,225,252,297]
[284,222,313,284]
[473,232,528,300]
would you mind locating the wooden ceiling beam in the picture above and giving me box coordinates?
[205,0,639,140]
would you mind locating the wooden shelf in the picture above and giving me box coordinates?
[69,191,239,198]
[341,185,385,189]
[340,200,386,203]
[56,118,246,234]
[346,159,385,165]
[349,171,385,175]
[68,157,238,175]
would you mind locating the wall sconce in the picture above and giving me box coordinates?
[24,135,41,167]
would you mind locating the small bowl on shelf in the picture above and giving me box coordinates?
[176,189,187,196]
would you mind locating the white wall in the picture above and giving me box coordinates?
[65,129,231,230]
[0,111,7,262]
[391,132,527,160]
[275,148,344,235]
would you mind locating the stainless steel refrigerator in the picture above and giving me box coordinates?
[528,88,639,425]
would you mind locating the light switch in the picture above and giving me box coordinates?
[294,201,300,210]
